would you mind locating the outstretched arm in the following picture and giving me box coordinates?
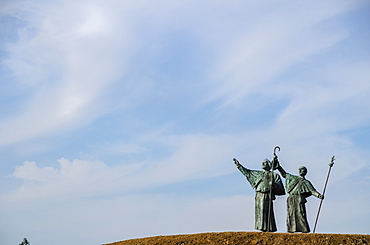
[233,158,250,176]
[272,154,287,178]
[276,157,287,178]
[277,166,287,178]
[233,158,240,166]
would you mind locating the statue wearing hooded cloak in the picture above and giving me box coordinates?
[234,158,285,232]
[278,166,323,233]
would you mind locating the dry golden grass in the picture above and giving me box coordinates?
[105,231,370,245]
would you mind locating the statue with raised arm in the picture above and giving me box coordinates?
[276,163,324,233]
[233,157,285,232]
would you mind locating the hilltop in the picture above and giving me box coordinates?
[105,231,370,245]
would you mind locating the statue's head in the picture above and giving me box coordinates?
[299,166,307,177]
[262,159,271,171]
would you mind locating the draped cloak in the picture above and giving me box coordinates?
[236,164,285,232]
[285,173,321,233]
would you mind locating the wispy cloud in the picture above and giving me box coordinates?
[1,0,370,244]
[5,133,240,201]
[0,0,141,145]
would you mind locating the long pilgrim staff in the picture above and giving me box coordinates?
[313,156,335,233]
[267,146,280,232]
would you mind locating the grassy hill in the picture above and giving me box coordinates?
[105,231,370,245]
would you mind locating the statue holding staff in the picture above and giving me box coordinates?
[233,151,285,232]
[276,161,324,233]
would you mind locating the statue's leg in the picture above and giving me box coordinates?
[299,201,310,233]
[268,200,277,232]
[255,192,264,231]
[287,195,297,232]
[258,192,276,232]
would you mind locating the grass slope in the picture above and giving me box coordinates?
[105,231,370,245]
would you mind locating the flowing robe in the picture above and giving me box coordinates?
[285,173,321,233]
[236,164,285,232]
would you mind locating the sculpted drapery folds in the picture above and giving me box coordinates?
[277,165,324,233]
[234,157,285,232]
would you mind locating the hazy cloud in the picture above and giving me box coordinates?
[1,0,369,244]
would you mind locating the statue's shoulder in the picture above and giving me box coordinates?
[302,178,314,187]
[285,172,298,179]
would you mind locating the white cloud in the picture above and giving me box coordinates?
[1,0,370,244]
[4,133,240,201]
[0,0,139,145]
[204,1,355,106]
[276,61,370,133]
[5,129,367,219]
[12,161,59,182]
[2,131,369,244]
[1,0,367,146]
[7,158,137,201]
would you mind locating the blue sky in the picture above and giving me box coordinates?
[1,0,370,244]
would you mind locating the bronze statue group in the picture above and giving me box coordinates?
[233,148,334,233]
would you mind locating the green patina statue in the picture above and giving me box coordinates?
[233,157,285,232]
[276,162,324,233]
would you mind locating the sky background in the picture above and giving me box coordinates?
[0,0,370,244]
